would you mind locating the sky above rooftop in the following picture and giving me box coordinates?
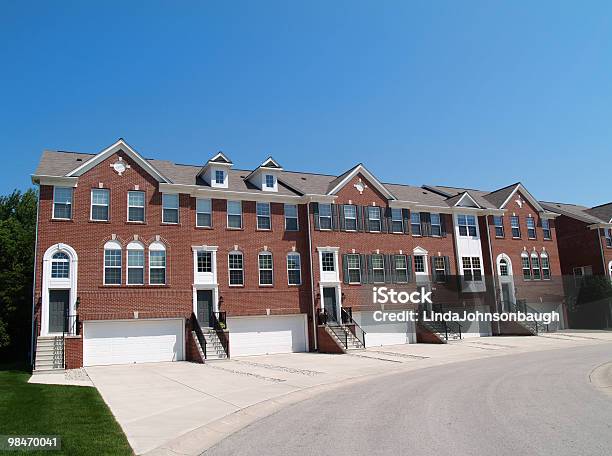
[1,1,611,206]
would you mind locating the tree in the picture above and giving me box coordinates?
[569,275,612,329]
[0,189,37,361]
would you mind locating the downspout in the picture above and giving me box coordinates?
[30,186,41,366]
[484,214,500,335]
[306,201,318,350]
[597,228,607,275]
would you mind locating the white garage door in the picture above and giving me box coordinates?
[228,315,307,357]
[83,319,184,366]
[353,312,416,347]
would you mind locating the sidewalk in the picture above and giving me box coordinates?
[77,331,612,455]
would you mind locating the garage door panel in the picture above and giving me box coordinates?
[84,319,183,366]
[228,315,307,357]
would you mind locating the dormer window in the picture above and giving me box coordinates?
[265,174,274,188]
[215,170,225,185]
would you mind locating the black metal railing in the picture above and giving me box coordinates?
[212,311,230,358]
[327,324,348,349]
[509,300,539,334]
[418,304,462,341]
[191,312,207,360]
[340,307,366,347]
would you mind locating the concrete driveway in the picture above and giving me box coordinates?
[85,331,612,455]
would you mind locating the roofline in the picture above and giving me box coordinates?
[327,163,397,200]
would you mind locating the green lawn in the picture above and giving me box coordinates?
[0,364,133,455]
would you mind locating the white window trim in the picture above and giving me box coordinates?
[103,240,122,286]
[496,254,513,277]
[540,252,550,280]
[391,208,403,233]
[368,207,382,232]
[411,212,422,236]
[90,188,110,222]
[284,204,299,231]
[542,219,552,240]
[287,253,302,286]
[527,216,537,239]
[196,198,212,228]
[394,254,409,283]
[318,203,332,231]
[347,254,361,284]
[227,200,243,229]
[371,254,385,283]
[127,190,146,223]
[511,216,521,238]
[192,245,218,285]
[149,241,167,285]
[430,213,442,237]
[256,202,271,231]
[457,214,477,237]
[51,252,70,279]
[126,241,145,285]
[494,216,505,237]
[228,251,244,286]
[162,193,180,225]
[52,186,73,220]
[344,205,357,231]
[258,251,274,286]
[413,246,428,275]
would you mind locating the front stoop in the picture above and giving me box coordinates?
[34,336,64,372]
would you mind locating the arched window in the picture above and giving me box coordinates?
[104,240,122,285]
[521,253,531,280]
[499,258,509,276]
[531,252,541,280]
[287,253,302,285]
[149,241,166,285]
[51,252,70,278]
[258,252,273,286]
[127,241,145,285]
[541,252,550,280]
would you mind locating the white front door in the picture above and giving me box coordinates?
[83,319,184,366]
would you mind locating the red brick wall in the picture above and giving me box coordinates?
[64,336,82,369]
[34,150,313,336]
[553,215,603,275]
[485,190,564,304]
[316,326,344,353]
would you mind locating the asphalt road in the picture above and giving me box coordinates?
[204,343,612,456]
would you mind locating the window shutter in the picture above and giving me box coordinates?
[356,206,364,232]
[312,203,320,230]
[367,254,374,283]
[407,255,413,282]
[360,254,368,284]
[444,256,451,282]
[385,207,392,233]
[331,204,339,231]
[364,206,371,232]
[339,205,346,231]
[342,254,349,284]
[385,254,394,283]
[430,256,437,282]
[441,214,447,237]
[421,212,432,237]
[402,209,410,234]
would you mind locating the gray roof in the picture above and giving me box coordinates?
[540,201,605,224]
[424,185,498,209]
[482,183,520,208]
[585,203,612,223]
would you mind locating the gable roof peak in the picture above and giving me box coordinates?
[326,163,396,200]
[208,151,233,165]
[259,156,283,170]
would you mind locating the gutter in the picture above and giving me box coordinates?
[30,186,40,366]
[484,215,500,335]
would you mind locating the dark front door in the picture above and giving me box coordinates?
[197,290,214,327]
[49,289,69,333]
[323,287,337,322]
[501,284,511,312]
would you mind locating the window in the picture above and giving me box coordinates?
[265,174,274,188]
[215,170,225,184]
[431,213,442,236]
[522,254,531,280]
[229,252,244,286]
[371,254,385,283]
[347,254,361,284]
[287,254,301,285]
[284,204,298,231]
[104,242,122,285]
[256,202,271,230]
[391,208,403,233]
[542,219,552,240]
[53,187,73,219]
[149,242,166,285]
[573,265,592,284]
[227,200,242,229]
[162,194,179,224]
[531,253,541,280]
[527,217,536,239]
[394,255,408,283]
[605,228,612,248]
[494,216,504,237]
[51,252,69,278]
[433,257,447,282]
[368,207,381,232]
[91,188,109,221]
[511,216,521,238]
[127,191,145,222]
[319,204,332,230]
[127,242,144,285]
[258,252,273,286]
[343,205,357,231]
[541,253,550,280]
[197,251,212,273]
[411,212,421,236]
[499,258,509,276]
[458,215,477,237]
[322,252,335,271]
[462,257,482,281]
[414,255,425,273]
[196,198,212,228]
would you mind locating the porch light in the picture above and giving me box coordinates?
[75,297,81,309]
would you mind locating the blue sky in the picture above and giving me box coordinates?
[1,1,610,206]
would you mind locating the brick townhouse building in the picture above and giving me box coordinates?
[31,139,568,370]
